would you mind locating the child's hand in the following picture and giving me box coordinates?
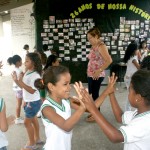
[7,115,15,125]
[0,61,3,69]
[73,81,86,111]
[73,81,84,100]
[11,71,17,81]
[22,101,26,107]
[80,88,96,111]
[104,72,118,95]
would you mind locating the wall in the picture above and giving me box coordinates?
[10,3,35,57]
[35,0,150,83]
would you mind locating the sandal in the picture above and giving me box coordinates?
[86,115,95,122]
[36,140,45,145]
[23,144,39,150]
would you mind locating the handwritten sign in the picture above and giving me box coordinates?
[70,3,150,20]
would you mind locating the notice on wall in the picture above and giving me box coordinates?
[10,3,35,55]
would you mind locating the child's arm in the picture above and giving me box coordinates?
[81,89,124,143]
[42,99,85,132]
[12,72,36,94]
[0,103,8,132]
[109,92,123,123]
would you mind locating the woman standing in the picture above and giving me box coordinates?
[86,27,112,122]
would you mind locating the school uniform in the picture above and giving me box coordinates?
[23,71,42,118]
[41,97,72,150]
[119,110,150,150]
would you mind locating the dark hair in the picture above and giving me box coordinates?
[131,70,150,105]
[7,55,22,65]
[44,55,58,70]
[23,44,29,50]
[26,53,42,75]
[87,27,101,38]
[35,65,69,92]
[139,40,147,49]
[140,55,150,70]
[123,41,138,63]
[43,44,48,51]
[36,51,47,66]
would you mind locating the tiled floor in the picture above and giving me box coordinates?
[0,75,127,150]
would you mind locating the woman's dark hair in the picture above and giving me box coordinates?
[35,65,69,92]
[131,70,150,105]
[140,55,150,70]
[87,27,101,38]
[7,55,22,65]
[44,55,58,70]
[23,44,29,50]
[43,44,48,51]
[139,40,147,49]
[26,53,42,75]
[123,41,138,63]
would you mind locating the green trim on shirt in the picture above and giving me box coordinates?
[26,71,35,76]
[47,96,65,112]
[119,128,127,142]
[134,111,150,118]
[0,98,4,112]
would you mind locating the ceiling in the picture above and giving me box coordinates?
[0,0,32,16]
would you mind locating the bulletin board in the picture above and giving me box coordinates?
[35,0,150,82]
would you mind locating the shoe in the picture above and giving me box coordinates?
[36,140,45,145]
[36,111,41,118]
[15,117,24,124]
[24,144,39,150]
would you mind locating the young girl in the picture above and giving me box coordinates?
[36,54,60,118]
[7,55,24,124]
[35,65,85,150]
[123,41,140,111]
[75,71,150,150]
[12,53,43,150]
[43,54,60,71]
[139,40,149,62]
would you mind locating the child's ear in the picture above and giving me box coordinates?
[135,94,143,103]
[47,83,54,91]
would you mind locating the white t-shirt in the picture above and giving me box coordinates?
[44,51,51,58]
[0,98,8,148]
[119,110,150,150]
[12,67,22,91]
[140,49,148,62]
[23,71,41,102]
[125,55,138,78]
[41,97,72,150]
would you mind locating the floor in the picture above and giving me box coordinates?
[0,75,128,150]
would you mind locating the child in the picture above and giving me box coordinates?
[7,55,24,124]
[0,98,15,150]
[123,41,140,111]
[75,71,150,150]
[0,62,15,150]
[35,65,85,150]
[12,53,43,150]
[22,44,30,63]
[140,55,150,70]
[36,54,60,118]
[43,54,60,71]
[139,40,149,62]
